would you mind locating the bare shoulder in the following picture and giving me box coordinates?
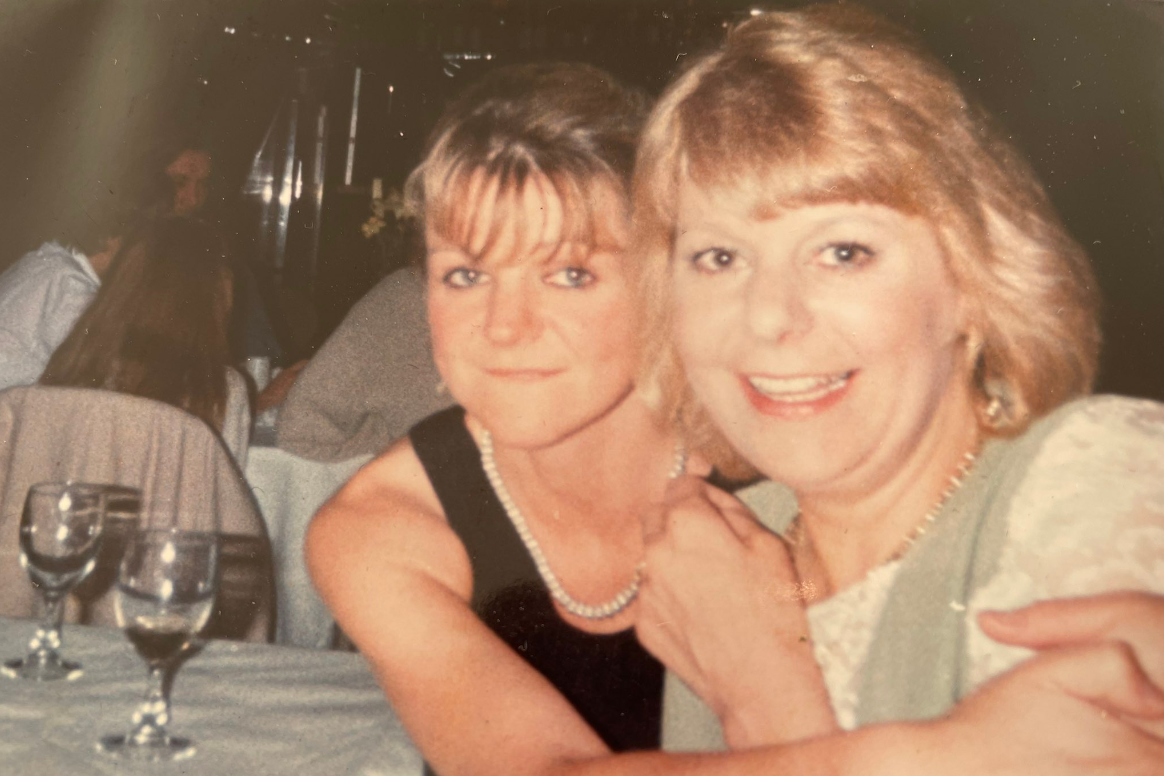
[306,435,472,602]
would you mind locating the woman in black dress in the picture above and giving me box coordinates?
[308,62,692,773]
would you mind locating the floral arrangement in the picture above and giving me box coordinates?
[361,187,413,239]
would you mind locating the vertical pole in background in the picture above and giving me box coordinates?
[274,98,299,274]
[307,105,329,283]
[344,67,362,186]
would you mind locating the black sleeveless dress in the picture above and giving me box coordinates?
[409,406,663,763]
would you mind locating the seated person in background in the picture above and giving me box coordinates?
[276,263,452,461]
[147,138,286,367]
[0,213,124,391]
[39,215,251,467]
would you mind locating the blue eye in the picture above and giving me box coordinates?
[545,267,595,289]
[821,243,874,267]
[442,267,488,288]
[690,248,737,274]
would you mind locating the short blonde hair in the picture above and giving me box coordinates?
[632,4,1100,477]
[406,62,649,263]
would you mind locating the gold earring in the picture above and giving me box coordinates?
[982,376,1010,428]
[984,394,1003,425]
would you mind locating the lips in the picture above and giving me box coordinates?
[741,371,855,417]
[484,368,564,382]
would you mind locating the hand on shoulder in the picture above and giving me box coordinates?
[637,476,835,748]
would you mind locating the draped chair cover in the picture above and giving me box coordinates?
[0,385,273,641]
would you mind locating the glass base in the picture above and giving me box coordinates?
[2,653,83,681]
[97,733,196,762]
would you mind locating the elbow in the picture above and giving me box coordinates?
[304,501,345,596]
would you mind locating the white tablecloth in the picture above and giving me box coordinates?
[244,448,372,648]
[0,616,421,776]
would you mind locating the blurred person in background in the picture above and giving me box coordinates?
[40,215,251,466]
[275,263,452,461]
[146,138,289,373]
[0,208,126,391]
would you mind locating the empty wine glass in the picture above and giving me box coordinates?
[98,528,218,762]
[3,482,106,681]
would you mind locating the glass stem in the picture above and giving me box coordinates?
[128,663,172,746]
[30,591,65,660]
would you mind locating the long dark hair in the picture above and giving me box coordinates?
[40,215,235,428]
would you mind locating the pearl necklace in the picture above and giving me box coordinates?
[789,447,980,567]
[479,430,687,620]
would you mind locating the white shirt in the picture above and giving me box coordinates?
[805,396,1164,729]
[0,242,99,391]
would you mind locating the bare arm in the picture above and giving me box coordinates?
[307,440,611,776]
[981,592,1164,738]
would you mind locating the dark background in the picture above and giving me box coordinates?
[1,0,1161,397]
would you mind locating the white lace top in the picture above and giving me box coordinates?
[805,396,1164,730]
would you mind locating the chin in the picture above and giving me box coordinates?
[702,405,833,486]
[481,416,584,450]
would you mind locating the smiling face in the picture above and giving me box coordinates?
[426,172,639,449]
[671,180,976,497]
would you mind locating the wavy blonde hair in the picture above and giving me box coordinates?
[632,4,1100,478]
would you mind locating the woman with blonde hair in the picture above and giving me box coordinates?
[40,214,249,463]
[629,1,1164,759]
[309,62,692,774]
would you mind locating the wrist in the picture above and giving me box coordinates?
[717,640,839,748]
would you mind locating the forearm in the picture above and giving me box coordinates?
[554,722,926,776]
[716,638,839,748]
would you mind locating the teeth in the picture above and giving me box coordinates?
[748,372,850,402]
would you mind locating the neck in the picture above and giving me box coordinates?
[471,393,678,535]
[795,387,981,594]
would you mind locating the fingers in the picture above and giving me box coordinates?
[1023,642,1164,720]
[980,592,1164,649]
[642,476,722,546]
[702,485,766,541]
[662,474,709,504]
[649,476,764,542]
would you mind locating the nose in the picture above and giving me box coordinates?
[744,267,812,343]
[483,278,542,346]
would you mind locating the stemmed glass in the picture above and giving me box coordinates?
[3,482,106,681]
[98,528,218,762]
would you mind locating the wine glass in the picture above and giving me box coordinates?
[2,482,106,681]
[98,528,218,762]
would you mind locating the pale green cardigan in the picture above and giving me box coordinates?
[662,400,1083,751]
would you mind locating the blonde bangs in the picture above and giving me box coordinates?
[423,149,623,267]
[676,45,939,221]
